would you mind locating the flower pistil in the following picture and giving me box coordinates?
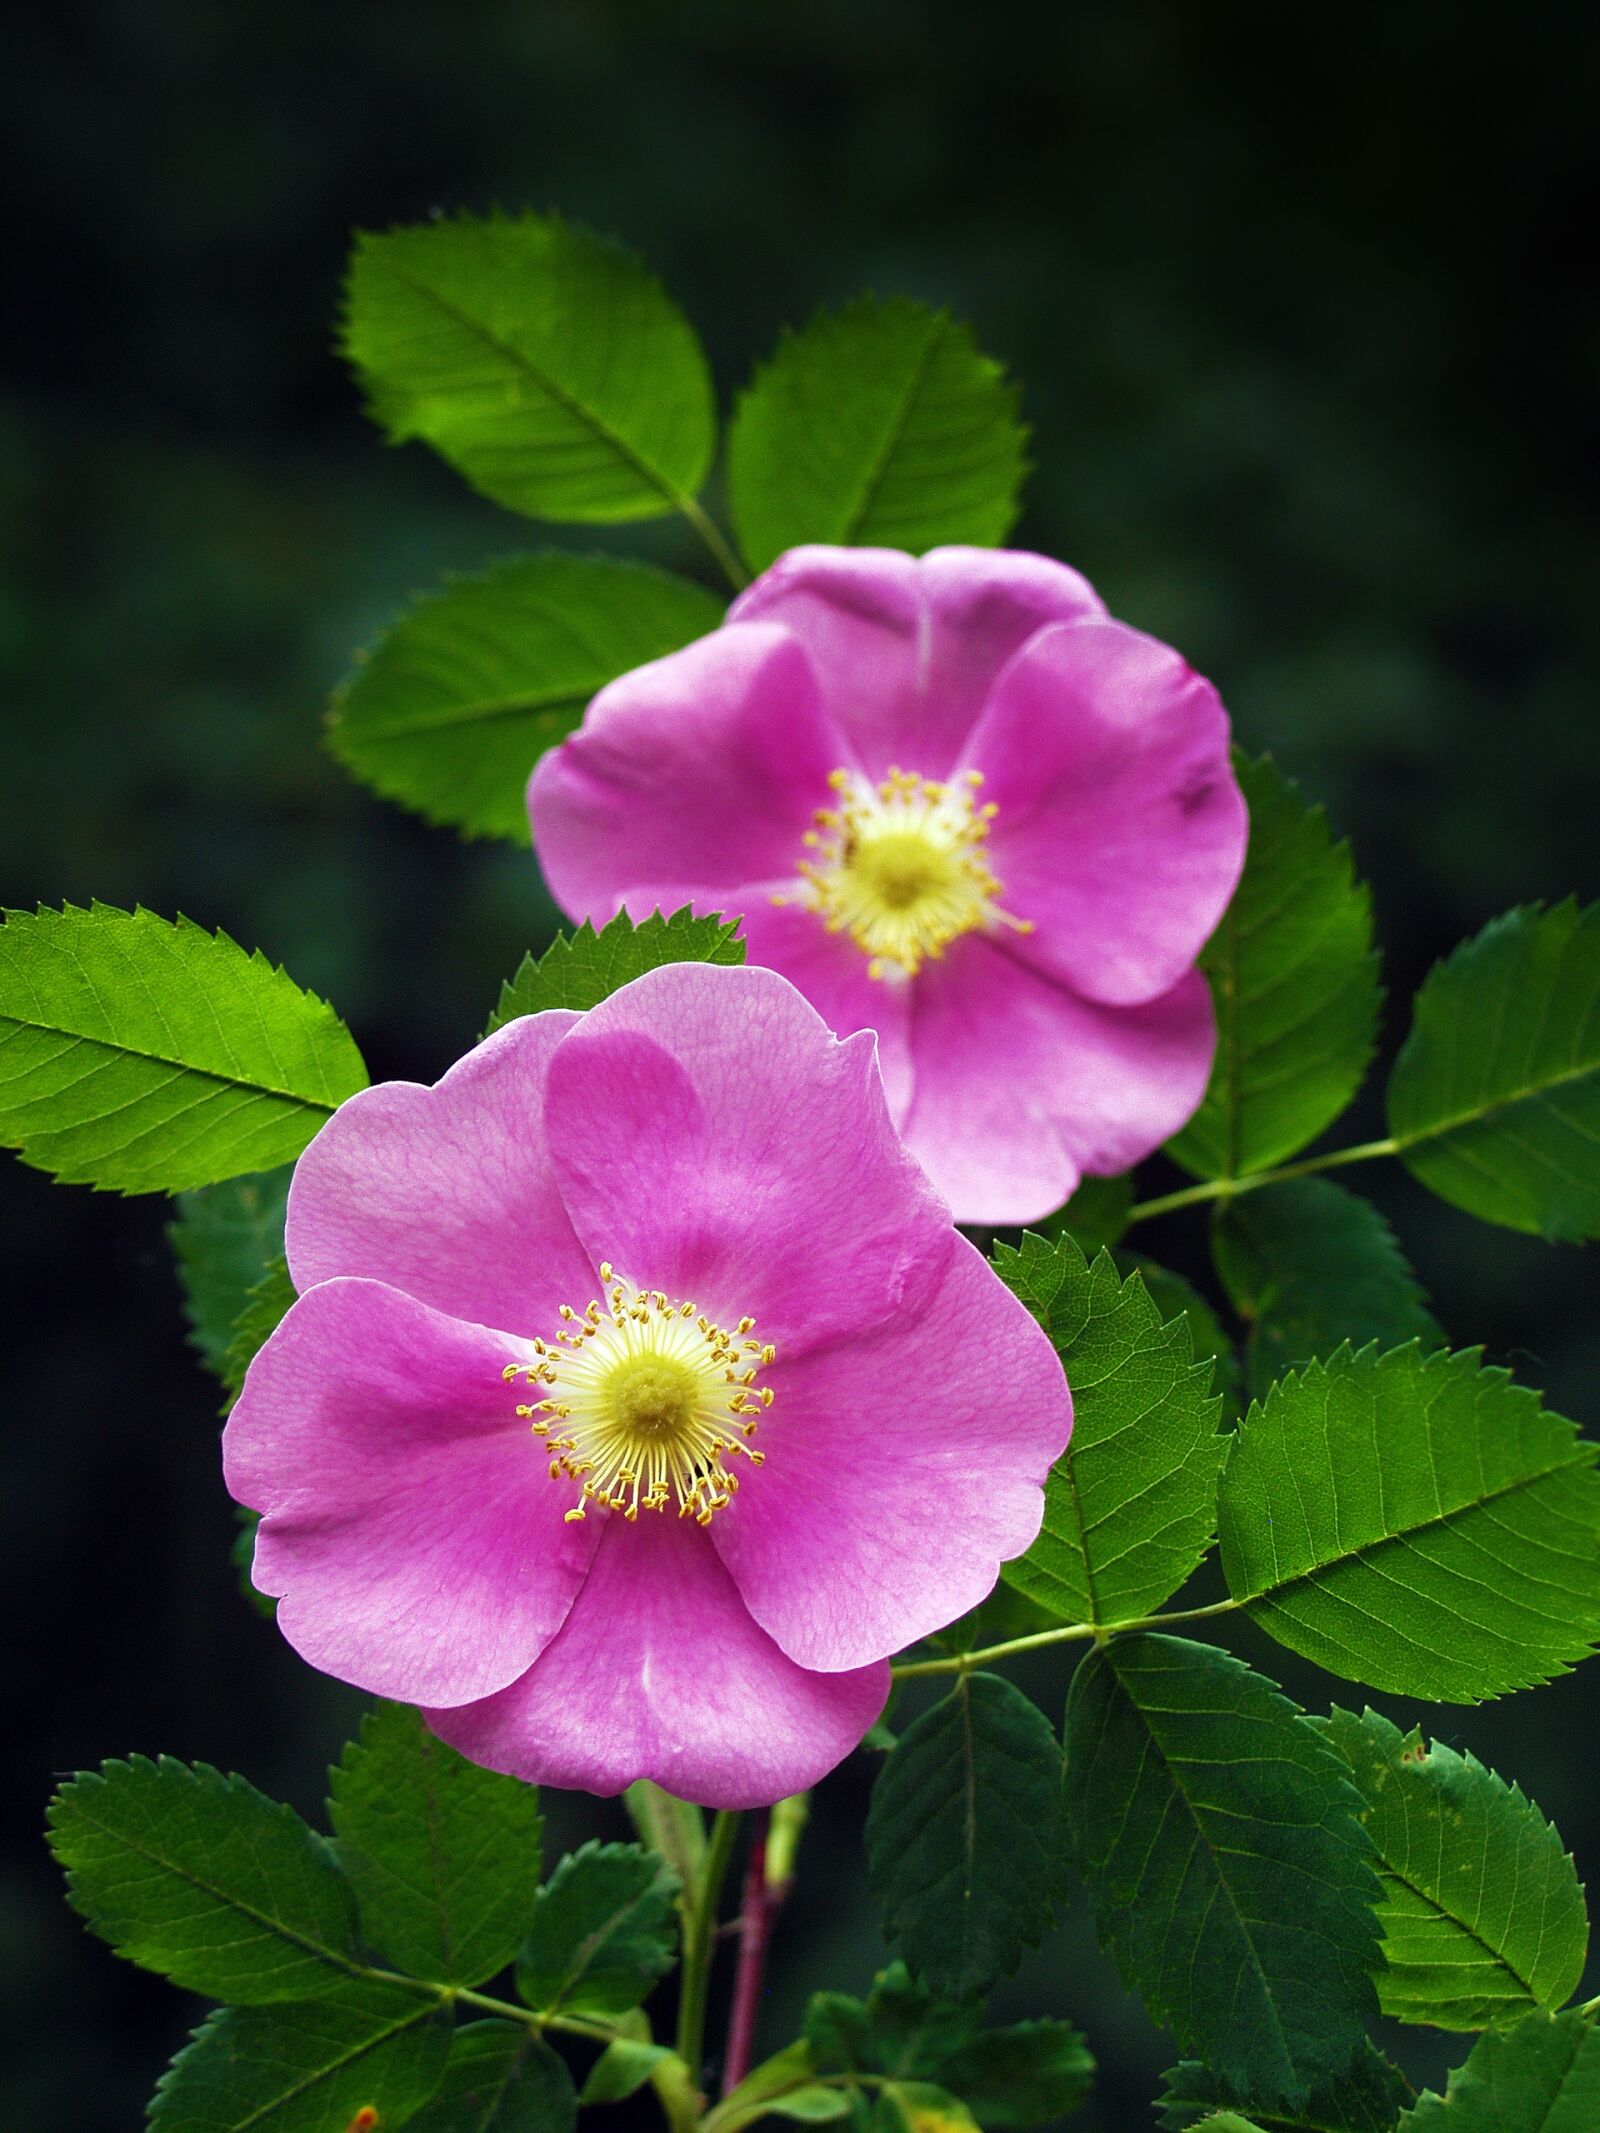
[504,1265,771,1524]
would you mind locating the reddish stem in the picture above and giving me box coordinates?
[721,1809,789,2094]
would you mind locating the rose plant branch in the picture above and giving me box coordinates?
[888,1596,1246,1680]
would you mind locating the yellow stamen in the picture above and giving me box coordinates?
[781,765,1032,978]
[505,1264,770,1525]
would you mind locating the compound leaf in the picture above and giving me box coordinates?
[48,1756,360,2003]
[329,1703,545,1989]
[487,907,744,1035]
[1388,901,1600,1241]
[1168,755,1380,1180]
[1065,1634,1382,2105]
[728,297,1027,573]
[993,1232,1224,1624]
[0,904,367,1194]
[408,2020,578,2133]
[1217,1343,1600,1700]
[866,1671,1066,1999]
[329,555,723,842]
[1213,1180,1442,1397]
[1320,1706,1588,2030]
[344,212,715,524]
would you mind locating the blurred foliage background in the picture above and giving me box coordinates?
[3,3,1598,2128]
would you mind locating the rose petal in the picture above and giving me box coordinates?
[899,939,1216,1225]
[286,1011,593,1337]
[966,615,1247,1006]
[734,895,915,1122]
[543,963,950,1355]
[426,1513,889,1809]
[712,1234,1070,1669]
[529,623,846,923]
[224,1279,598,1707]
[730,545,1104,782]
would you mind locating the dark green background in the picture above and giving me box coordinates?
[4,4,1597,2127]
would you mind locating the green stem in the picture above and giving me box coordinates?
[1123,1137,1402,1226]
[889,1597,1244,1680]
[677,1807,743,2090]
[677,494,750,592]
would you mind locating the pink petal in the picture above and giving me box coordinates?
[899,940,1216,1225]
[966,616,1247,1006]
[712,1234,1070,1670]
[542,963,951,1356]
[426,1513,889,1809]
[730,545,1104,782]
[224,1279,598,1707]
[286,1012,593,1337]
[528,623,846,924]
[734,895,915,1122]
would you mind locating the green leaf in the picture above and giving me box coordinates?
[48,1756,361,2003]
[1118,1251,1244,1422]
[515,1841,678,2019]
[763,2090,854,2123]
[1034,1171,1133,1256]
[1217,1342,1600,1699]
[170,1168,292,1385]
[1064,1634,1382,2105]
[1168,755,1381,1181]
[934,2024,1094,2126]
[1158,2046,1414,2132]
[1319,1706,1588,2030]
[1400,2009,1600,2128]
[727,297,1027,574]
[329,555,724,843]
[1186,2117,1268,2133]
[223,1258,296,1404]
[408,2021,578,2133]
[1388,900,1600,1241]
[148,1990,451,2133]
[328,1703,544,1989]
[0,904,367,1194]
[1213,1180,1442,1397]
[865,1671,1066,1998]
[709,2040,825,2133]
[343,212,715,525]
[873,2083,980,2133]
[992,1233,1224,1624]
[486,907,745,1035]
[579,2040,673,2106]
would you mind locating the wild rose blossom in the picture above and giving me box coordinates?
[530,546,1249,1223]
[223,963,1072,1808]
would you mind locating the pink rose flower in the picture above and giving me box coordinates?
[223,964,1071,1808]
[530,546,1248,1224]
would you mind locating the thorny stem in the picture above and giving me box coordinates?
[888,1597,1245,1680]
[1123,1137,1402,1226]
[677,1807,743,2094]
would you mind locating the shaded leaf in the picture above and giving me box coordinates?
[1158,2045,1413,2131]
[223,1258,296,1404]
[344,212,715,524]
[1217,1343,1600,1700]
[329,555,723,842]
[408,2020,578,2133]
[329,1703,544,1988]
[1388,900,1600,1241]
[487,907,744,1036]
[1034,1171,1133,1256]
[728,297,1026,573]
[1065,1634,1382,2105]
[1400,2009,1600,2128]
[993,1233,1224,1624]
[866,1672,1065,1998]
[0,904,367,1194]
[934,2023,1094,2125]
[170,1168,291,1384]
[1319,1706,1588,2030]
[148,1990,450,2132]
[1168,755,1380,1180]
[1213,1180,1441,1397]
[48,1756,359,2003]
[515,1842,678,2019]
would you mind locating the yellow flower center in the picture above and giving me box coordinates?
[780,766,1033,979]
[503,1265,771,1525]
